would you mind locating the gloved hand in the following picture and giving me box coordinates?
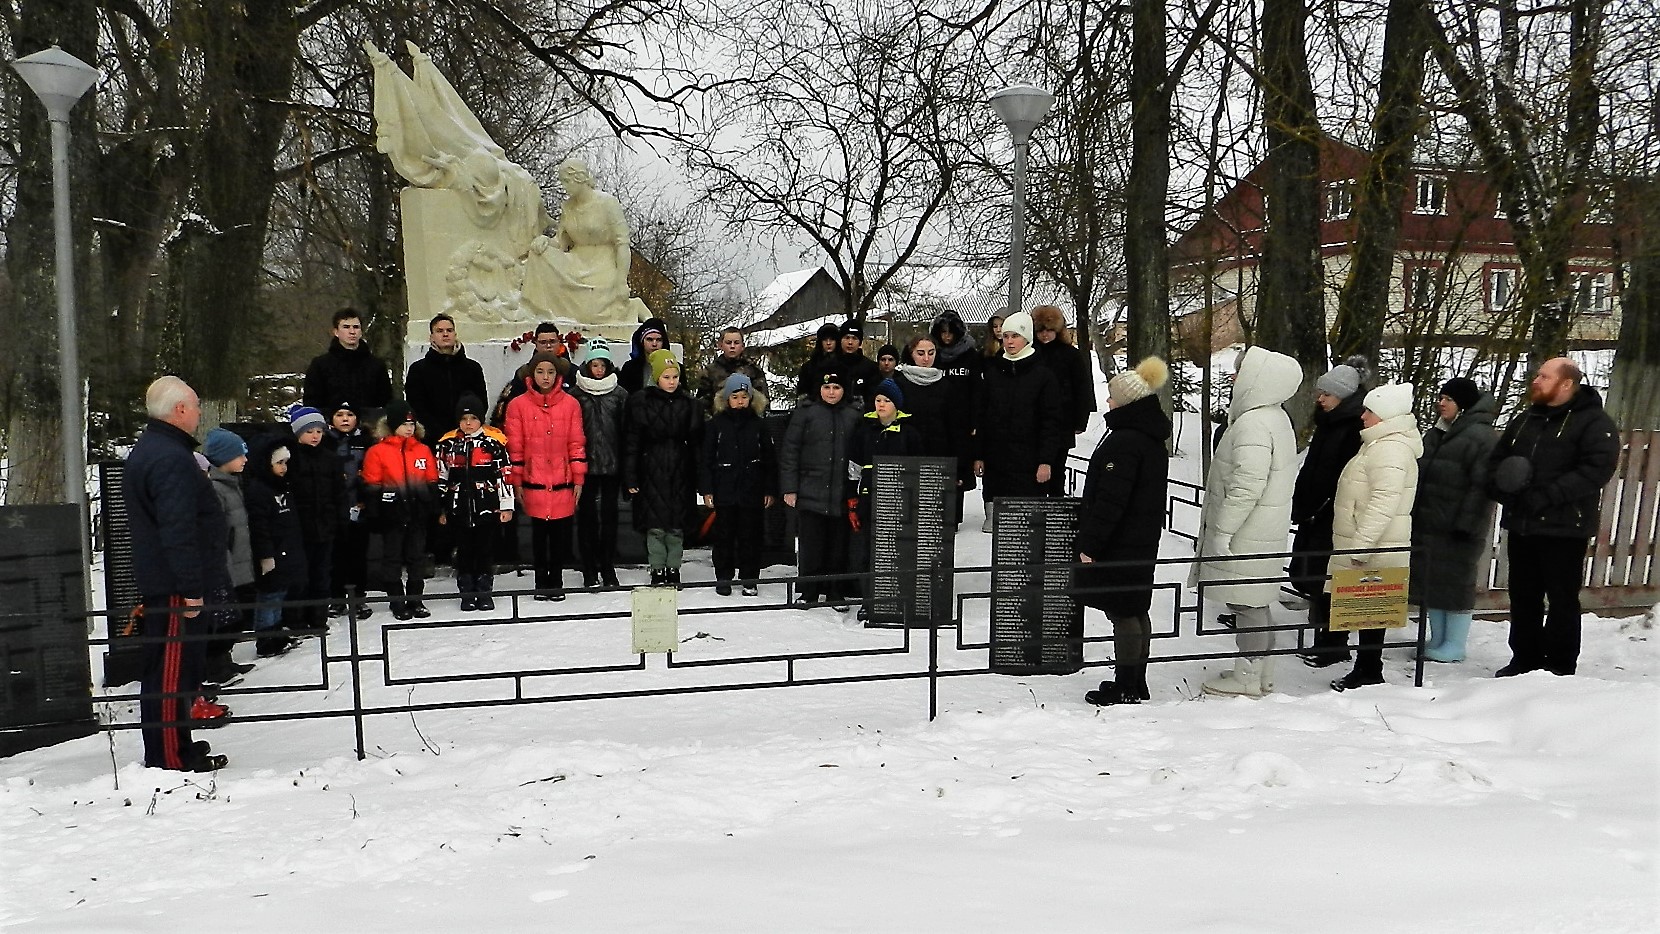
[847,497,861,533]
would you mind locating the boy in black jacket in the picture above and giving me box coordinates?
[244,435,307,657]
[286,405,345,633]
[700,373,777,596]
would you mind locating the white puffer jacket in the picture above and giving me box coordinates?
[1190,346,1303,606]
[1325,410,1423,581]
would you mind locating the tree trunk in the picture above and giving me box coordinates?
[2,0,97,505]
[1124,0,1171,369]
[174,1,300,401]
[1254,0,1326,438]
[1606,176,1660,429]
[1330,0,1429,368]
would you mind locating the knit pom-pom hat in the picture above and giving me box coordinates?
[1108,356,1171,407]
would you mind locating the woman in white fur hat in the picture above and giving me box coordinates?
[1327,382,1423,691]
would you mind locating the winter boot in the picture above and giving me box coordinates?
[1258,656,1276,694]
[1084,681,1141,706]
[601,567,620,588]
[1202,658,1266,698]
[387,581,410,620]
[715,578,733,597]
[666,568,681,590]
[650,568,667,586]
[582,571,601,589]
[476,575,496,612]
[1299,628,1351,668]
[1423,612,1472,663]
[408,578,430,618]
[1330,668,1386,691]
[256,635,299,658]
[456,574,477,612]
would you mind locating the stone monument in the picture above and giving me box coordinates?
[366,40,649,343]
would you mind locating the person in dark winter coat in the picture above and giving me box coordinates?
[243,434,306,658]
[795,322,847,403]
[1410,378,1499,663]
[436,394,517,610]
[696,327,771,416]
[973,311,1066,527]
[624,350,703,585]
[203,429,255,687]
[619,317,669,395]
[847,379,924,617]
[1291,356,1369,668]
[1077,358,1172,706]
[699,373,778,595]
[572,341,628,587]
[1487,358,1620,677]
[504,352,587,601]
[361,401,439,619]
[1030,305,1097,494]
[285,405,345,634]
[780,371,862,605]
[326,401,373,619]
[303,308,392,420]
[930,310,982,521]
[834,320,882,411]
[405,314,488,442]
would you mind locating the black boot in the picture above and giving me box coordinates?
[601,566,620,588]
[1300,628,1352,668]
[408,578,430,618]
[650,568,667,586]
[457,574,477,612]
[666,568,681,590]
[476,574,495,611]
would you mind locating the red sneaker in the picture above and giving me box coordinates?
[191,697,232,726]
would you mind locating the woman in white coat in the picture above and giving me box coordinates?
[1327,382,1423,691]
[1195,345,1304,698]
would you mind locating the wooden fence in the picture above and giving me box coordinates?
[1476,429,1660,613]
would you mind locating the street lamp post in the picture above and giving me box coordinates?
[989,85,1054,322]
[12,46,98,507]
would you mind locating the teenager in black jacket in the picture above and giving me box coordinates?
[846,379,923,617]
[1078,358,1171,706]
[1031,305,1097,495]
[244,434,307,657]
[929,310,981,522]
[699,373,777,595]
[285,405,345,633]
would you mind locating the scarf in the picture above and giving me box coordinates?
[896,364,943,386]
[578,372,619,395]
[1005,343,1036,362]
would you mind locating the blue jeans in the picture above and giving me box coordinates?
[255,589,287,632]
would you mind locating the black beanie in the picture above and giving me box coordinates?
[1439,377,1482,413]
[455,394,486,421]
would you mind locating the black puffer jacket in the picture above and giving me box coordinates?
[1073,394,1172,617]
[286,434,345,545]
[1288,393,1365,591]
[778,395,861,516]
[619,317,669,395]
[1033,338,1097,433]
[1488,384,1620,538]
[405,345,487,440]
[892,367,960,462]
[795,323,846,402]
[623,386,703,531]
[847,412,924,525]
[123,419,228,600]
[572,373,628,477]
[243,434,306,592]
[975,351,1065,497]
[930,311,982,490]
[699,398,777,506]
[1411,394,1500,610]
[303,339,392,414]
[328,426,371,517]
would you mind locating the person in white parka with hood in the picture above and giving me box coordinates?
[1194,345,1304,698]
[1326,382,1423,691]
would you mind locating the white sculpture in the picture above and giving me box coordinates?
[366,41,646,338]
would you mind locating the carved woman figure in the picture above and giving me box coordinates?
[520,159,633,323]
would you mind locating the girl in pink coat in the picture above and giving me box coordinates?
[505,352,587,600]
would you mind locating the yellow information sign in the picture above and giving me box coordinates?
[1328,566,1410,631]
[631,586,679,654]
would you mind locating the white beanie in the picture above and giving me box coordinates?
[1002,311,1034,345]
[1108,356,1171,407]
[1363,382,1415,421]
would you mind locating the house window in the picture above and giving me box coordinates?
[1415,175,1447,215]
[1573,272,1612,315]
[1489,268,1517,310]
[1409,266,1439,309]
[1325,180,1355,220]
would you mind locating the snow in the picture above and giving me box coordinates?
[2,351,1656,931]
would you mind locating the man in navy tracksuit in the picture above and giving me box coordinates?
[123,377,231,772]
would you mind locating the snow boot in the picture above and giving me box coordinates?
[1423,612,1472,663]
[716,579,733,597]
[456,574,477,612]
[666,569,681,590]
[476,575,496,612]
[650,568,668,586]
[1086,664,1148,705]
[1330,668,1386,691]
[1202,658,1266,698]
[601,567,620,588]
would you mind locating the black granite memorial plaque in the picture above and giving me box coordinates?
[0,505,97,756]
[98,461,146,686]
[989,497,1083,674]
[867,457,955,628]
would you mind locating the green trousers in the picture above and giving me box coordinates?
[645,528,684,570]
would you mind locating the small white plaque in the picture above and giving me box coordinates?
[632,586,679,654]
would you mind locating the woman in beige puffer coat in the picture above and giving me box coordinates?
[1326,381,1423,691]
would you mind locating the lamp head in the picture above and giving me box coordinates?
[989,85,1055,143]
[12,46,98,122]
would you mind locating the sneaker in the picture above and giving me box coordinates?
[1330,670,1385,692]
[583,573,601,589]
[191,697,232,726]
[256,636,300,658]
[204,656,245,688]
[188,752,229,772]
[1300,652,1349,669]
[355,604,375,620]
[533,593,554,602]
[667,569,682,589]
[549,590,566,602]
[650,568,668,586]
[716,581,733,597]
[742,585,758,597]
[411,604,431,619]
[793,594,812,606]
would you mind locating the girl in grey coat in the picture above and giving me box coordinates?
[573,342,629,587]
[1410,378,1498,662]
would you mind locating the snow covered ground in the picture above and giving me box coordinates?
[3,355,1656,931]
